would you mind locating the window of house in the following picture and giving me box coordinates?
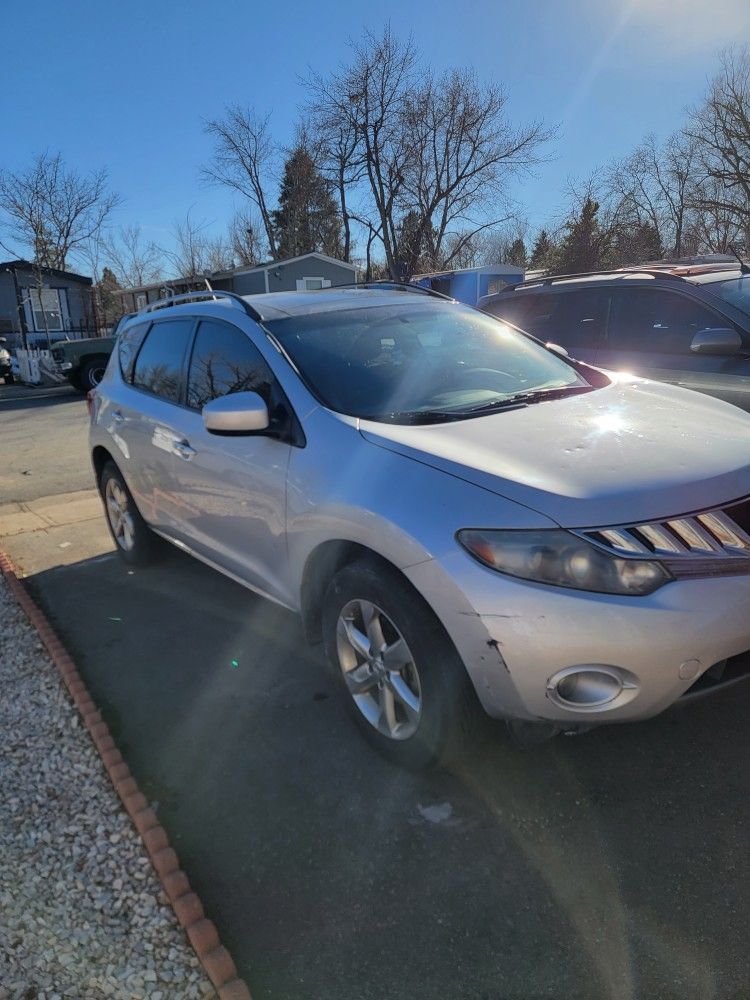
[23,288,65,332]
[608,289,728,354]
[296,277,331,291]
[132,319,193,402]
[186,319,274,410]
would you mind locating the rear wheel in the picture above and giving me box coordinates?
[100,461,160,566]
[81,357,108,391]
[322,558,481,769]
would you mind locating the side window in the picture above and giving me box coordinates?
[608,290,728,354]
[484,294,542,329]
[186,319,274,411]
[548,289,610,349]
[488,290,608,350]
[118,322,150,382]
[132,319,194,402]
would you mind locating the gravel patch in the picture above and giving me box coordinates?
[0,574,215,999]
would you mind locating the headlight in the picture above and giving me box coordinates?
[60,361,73,370]
[456,529,671,596]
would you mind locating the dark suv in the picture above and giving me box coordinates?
[479,263,750,411]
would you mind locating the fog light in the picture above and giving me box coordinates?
[547,665,638,711]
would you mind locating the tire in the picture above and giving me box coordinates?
[99,461,160,566]
[67,373,83,392]
[322,558,481,769]
[81,357,108,391]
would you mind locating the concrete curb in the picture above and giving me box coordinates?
[0,549,252,1000]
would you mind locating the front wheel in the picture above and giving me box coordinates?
[322,558,481,769]
[100,461,160,566]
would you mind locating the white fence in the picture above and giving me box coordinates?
[15,349,64,386]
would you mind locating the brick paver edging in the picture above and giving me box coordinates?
[0,549,252,1000]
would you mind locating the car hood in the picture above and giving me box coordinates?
[358,377,750,528]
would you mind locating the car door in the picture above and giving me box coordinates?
[597,286,750,410]
[167,316,294,606]
[122,317,196,532]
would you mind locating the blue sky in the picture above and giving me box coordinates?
[5,0,749,262]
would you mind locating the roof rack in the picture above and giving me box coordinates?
[508,267,686,290]
[140,289,264,322]
[314,281,456,302]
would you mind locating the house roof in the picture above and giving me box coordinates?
[227,251,358,278]
[0,259,93,285]
[117,252,358,295]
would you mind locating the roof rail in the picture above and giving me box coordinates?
[508,267,687,291]
[140,289,264,322]
[314,281,456,302]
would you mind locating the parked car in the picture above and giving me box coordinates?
[89,287,750,767]
[51,313,135,392]
[0,337,14,384]
[479,262,750,411]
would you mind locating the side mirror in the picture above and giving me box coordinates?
[546,342,569,357]
[690,328,743,356]
[202,391,269,434]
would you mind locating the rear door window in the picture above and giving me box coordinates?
[132,319,194,402]
[608,289,729,354]
[186,319,274,410]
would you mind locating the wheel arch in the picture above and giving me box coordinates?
[299,539,450,651]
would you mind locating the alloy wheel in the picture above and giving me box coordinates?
[336,599,422,740]
[104,478,135,551]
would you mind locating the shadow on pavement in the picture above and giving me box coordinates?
[25,547,750,1000]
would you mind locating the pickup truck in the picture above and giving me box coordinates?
[50,314,134,392]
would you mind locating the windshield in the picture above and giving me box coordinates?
[266,301,593,423]
[706,275,750,315]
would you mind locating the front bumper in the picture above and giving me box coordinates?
[406,550,750,725]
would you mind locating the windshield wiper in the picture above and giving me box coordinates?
[361,409,470,425]
[464,384,596,415]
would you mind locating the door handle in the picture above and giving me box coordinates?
[111,409,124,423]
[173,440,196,461]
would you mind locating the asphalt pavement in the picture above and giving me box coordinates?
[5,391,750,1000]
[0,383,92,502]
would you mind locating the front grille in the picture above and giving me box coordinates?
[581,498,750,576]
[50,348,64,362]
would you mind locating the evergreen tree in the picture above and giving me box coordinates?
[529,229,553,269]
[394,210,435,277]
[507,237,527,267]
[271,147,343,259]
[553,200,611,274]
[96,267,122,329]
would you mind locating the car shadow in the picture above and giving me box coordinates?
[24,547,750,1000]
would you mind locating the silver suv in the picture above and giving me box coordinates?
[90,287,750,767]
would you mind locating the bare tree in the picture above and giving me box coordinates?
[203,107,278,257]
[606,132,697,258]
[687,46,750,240]
[307,116,366,263]
[307,26,419,279]
[0,152,120,270]
[104,225,163,288]
[163,211,211,282]
[401,69,549,274]
[205,236,235,272]
[228,208,265,266]
[307,26,550,279]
